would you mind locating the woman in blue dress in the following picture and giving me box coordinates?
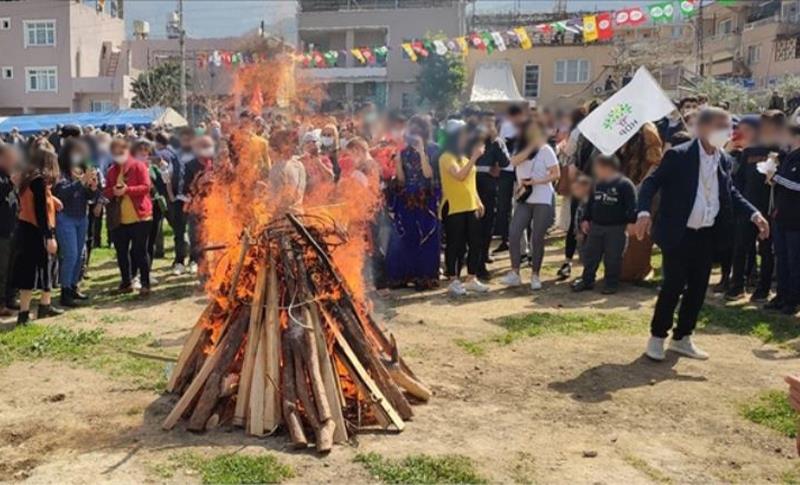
[385,115,441,290]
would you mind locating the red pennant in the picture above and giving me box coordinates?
[361,47,375,65]
[470,32,486,49]
[628,7,646,26]
[412,41,429,57]
[597,12,613,40]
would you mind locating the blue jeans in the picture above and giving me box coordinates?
[774,223,800,305]
[56,213,89,289]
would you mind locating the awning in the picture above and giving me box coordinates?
[470,61,524,103]
[0,107,188,135]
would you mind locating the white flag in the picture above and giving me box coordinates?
[433,40,448,56]
[577,67,675,156]
[490,32,507,51]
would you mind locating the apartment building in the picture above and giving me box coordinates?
[296,0,468,110]
[0,0,130,115]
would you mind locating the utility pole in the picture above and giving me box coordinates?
[696,0,704,77]
[178,0,187,119]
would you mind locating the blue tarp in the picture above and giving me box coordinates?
[0,107,186,135]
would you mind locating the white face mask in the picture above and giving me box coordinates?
[70,153,83,166]
[197,147,215,158]
[707,129,731,149]
[113,154,127,164]
[320,136,334,148]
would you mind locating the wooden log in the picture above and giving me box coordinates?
[263,261,282,431]
[167,302,215,392]
[384,335,432,402]
[302,307,335,452]
[281,331,308,448]
[247,322,267,436]
[334,347,391,429]
[187,308,249,432]
[234,262,269,426]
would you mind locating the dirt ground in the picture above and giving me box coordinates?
[1,240,799,484]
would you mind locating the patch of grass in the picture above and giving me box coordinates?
[99,314,132,325]
[509,451,536,484]
[698,304,800,344]
[163,452,294,484]
[455,311,640,356]
[622,454,672,484]
[355,452,486,484]
[741,390,799,438]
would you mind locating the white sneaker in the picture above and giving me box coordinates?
[500,271,522,287]
[668,336,709,360]
[447,279,467,297]
[131,275,142,291]
[189,262,198,275]
[645,337,666,361]
[172,263,185,276]
[530,274,542,291]
[150,275,159,286]
[464,278,489,293]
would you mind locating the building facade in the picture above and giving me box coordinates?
[0,0,129,115]
[296,0,468,110]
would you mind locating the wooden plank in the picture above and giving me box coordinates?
[335,347,390,429]
[331,325,404,431]
[234,263,268,426]
[167,302,215,392]
[247,318,268,436]
[309,303,348,443]
[263,261,282,431]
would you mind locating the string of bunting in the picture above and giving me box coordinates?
[193,0,728,69]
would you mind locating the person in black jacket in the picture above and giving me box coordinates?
[571,155,637,294]
[474,112,510,278]
[767,124,800,315]
[635,108,769,361]
[0,144,20,316]
[727,110,785,301]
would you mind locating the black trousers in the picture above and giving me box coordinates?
[494,171,515,242]
[147,205,164,270]
[580,224,627,286]
[565,197,580,260]
[730,216,773,293]
[651,228,715,339]
[170,200,188,266]
[444,210,482,278]
[476,172,498,273]
[112,221,150,289]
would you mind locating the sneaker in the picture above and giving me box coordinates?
[645,336,666,361]
[601,284,618,295]
[71,288,89,301]
[556,262,572,280]
[447,279,467,297]
[668,336,709,360]
[724,288,745,301]
[570,278,594,292]
[172,263,185,276]
[132,276,142,291]
[492,241,509,254]
[150,275,159,286]
[750,289,770,303]
[37,304,64,319]
[112,283,134,295]
[464,278,489,293]
[530,274,543,291]
[764,296,785,311]
[139,287,152,299]
[500,271,522,287]
[189,262,198,275]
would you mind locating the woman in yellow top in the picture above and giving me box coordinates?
[439,120,488,296]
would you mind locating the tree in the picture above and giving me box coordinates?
[131,61,187,110]
[691,77,758,113]
[415,52,466,115]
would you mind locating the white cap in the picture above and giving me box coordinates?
[445,119,466,134]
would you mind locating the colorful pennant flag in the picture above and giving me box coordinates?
[480,31,495,53]
[374,46,389,63]
[680,0,697,17]
[649,2,675,23]
[628,7,647,25]
[361,47,375,65]
[456,36,469,52]
[433,39,449,55]
[597,12,613,40]
[491,31,507,51]
[401,43,417,62]
[583,15,598,42]
[514,27,532,49]
[351,48,366,64]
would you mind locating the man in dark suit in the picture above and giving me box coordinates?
[635,107,770,361]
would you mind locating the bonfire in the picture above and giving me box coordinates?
[162,212,430,453]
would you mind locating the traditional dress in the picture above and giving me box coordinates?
[384,144,441,289]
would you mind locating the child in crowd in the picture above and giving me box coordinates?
[568,174,593,267]
[571,155,637,294]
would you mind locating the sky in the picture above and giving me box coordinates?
[122,0,646,40]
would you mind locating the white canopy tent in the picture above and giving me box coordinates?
[469,61,525,104]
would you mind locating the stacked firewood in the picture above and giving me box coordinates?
[162,214,430,453]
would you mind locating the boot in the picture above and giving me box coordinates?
[38,304,64,318]
[16,311,29,326]
[60,289,79,308]
[71,287,89,301]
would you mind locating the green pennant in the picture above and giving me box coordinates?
[553,21,566,33]
[648,1,674,23]
[480,31,495,54]
[680,0,696,16]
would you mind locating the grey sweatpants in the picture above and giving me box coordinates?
[509,203,554,273]
[581,224,628,286]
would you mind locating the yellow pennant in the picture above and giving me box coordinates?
[514,27,532,49]
[455,36,469,53]
[351,48,366,64]
[583,15,598,42]
[401,43,417,62]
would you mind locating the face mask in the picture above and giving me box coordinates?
[707,129,731,149]
[113,154,127,164]
[197,147,215,159]
[70,153,83,166]
[364,112,377,124]
[320,136,334,148]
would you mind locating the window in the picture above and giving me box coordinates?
[24,20,55,47]
[90,100,114,112]
[718,19,732,35]
[0,18,10,30]
[747,45,761,65]
[25,67,57,92]
[2,67,12,80]
[523,64,540,98]
[555,59,590,84]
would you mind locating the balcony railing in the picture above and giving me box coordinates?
[299,0,460,12]
[744,13,800,30]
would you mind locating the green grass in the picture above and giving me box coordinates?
[155,453,294,484]
[456,311,639,356]
[622,454,672,484]
[698,304,800,344]
[354,452,486,484]
[741,390,799,438]
[0,325,167,391]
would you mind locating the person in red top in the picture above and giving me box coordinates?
[103,139,153,296]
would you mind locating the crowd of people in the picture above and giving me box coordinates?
[0,95,798,362]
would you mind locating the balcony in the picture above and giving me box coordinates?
[72,75,131,97]
[703,32,740,54]
[744,12,800,36]
[297,66,387,81]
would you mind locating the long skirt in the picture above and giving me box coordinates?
[620,232,654,282]
[13,221,56,291]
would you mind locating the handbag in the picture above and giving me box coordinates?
[514,149,538,203]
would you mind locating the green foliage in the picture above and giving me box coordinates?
[415,52,466,115]
[697,304,800,343]
[691,77,758,113]
[0,325,103,365]
[773,75,800,101]
[355,452,486,484]
[741,390,798,438]
[166,453,294,484]
[131,61,187,111]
